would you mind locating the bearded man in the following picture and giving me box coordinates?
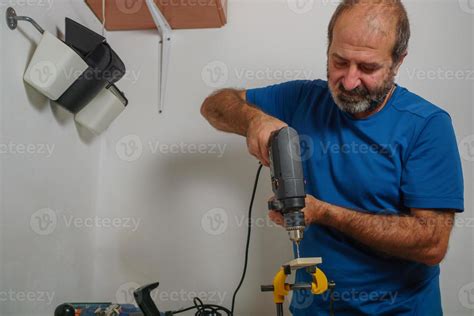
[200,1,464,315]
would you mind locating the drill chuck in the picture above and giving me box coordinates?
[284,212,305,243]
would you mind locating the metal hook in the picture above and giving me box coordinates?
[6,7,44,34]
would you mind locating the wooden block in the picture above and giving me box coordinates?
[284,257,323,270]
[85,0,227,30]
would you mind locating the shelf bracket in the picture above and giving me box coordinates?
[145,0,172,114]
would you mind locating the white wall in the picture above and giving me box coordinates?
[0,1,103,315]
[0,0,473,316]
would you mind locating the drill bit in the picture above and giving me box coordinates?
[295,241,301,258]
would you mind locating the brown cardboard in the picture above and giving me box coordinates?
[85,0,227,30]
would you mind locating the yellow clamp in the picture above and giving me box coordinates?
[311,267,329,295]
[272,266,329,304]
[273,267,290,304]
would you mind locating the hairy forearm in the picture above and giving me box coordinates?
[200,89,263,136]
[314,202,453,265]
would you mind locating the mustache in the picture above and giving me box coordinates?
[337,83,371,99]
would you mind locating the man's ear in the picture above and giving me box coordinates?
[392,52,408,75]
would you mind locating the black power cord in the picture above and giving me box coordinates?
[230,163,264,314]
[169,164,264,316]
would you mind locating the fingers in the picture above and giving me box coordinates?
[258,137,270,167]
[246,131,270,166]
[268,210,284,226]
[246,137,262,164]
[246,115,287,167]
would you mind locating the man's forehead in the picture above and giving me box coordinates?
[332,5,396,57]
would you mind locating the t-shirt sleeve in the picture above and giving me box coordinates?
[245,80,310,123]
[401,113,464,211]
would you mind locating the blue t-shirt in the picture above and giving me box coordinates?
[246,80,464,316]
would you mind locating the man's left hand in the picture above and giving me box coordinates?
[268,194,326,226]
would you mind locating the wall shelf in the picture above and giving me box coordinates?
[86,0,227,30]
[85,0,227,114]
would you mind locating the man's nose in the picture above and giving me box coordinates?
[342,65,361,91]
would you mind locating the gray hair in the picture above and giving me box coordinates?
[327,0,410,63]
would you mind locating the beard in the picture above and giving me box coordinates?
[328,68,395,115]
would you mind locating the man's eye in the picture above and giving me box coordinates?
[360,65,377,73]
[334,61,347,68]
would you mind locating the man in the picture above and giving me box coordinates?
[201,0,464,315]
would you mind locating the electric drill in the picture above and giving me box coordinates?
[268,127,306,257]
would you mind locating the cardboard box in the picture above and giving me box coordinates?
[86,0,227,30]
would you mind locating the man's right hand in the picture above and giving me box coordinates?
[200,89,287,166]
[246,113,287,167]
